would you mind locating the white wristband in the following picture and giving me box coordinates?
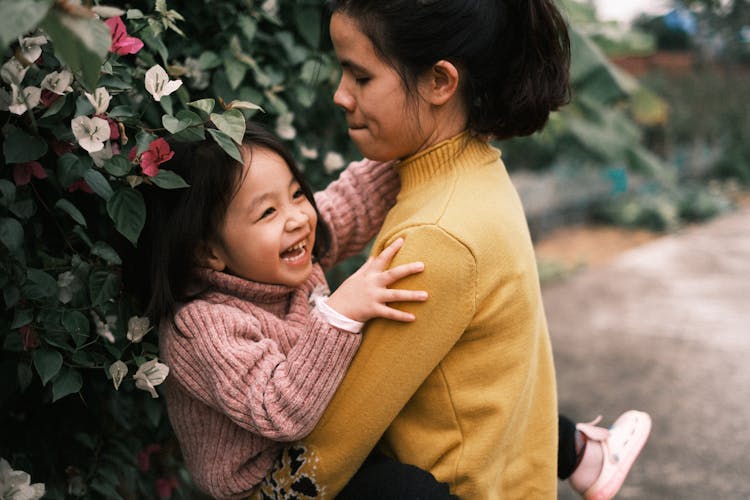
[314,295,364,334]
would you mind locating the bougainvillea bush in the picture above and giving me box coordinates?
[0,1,347,498]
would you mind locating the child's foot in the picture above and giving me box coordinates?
[569,410,652,500]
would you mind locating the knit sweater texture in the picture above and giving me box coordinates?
[257,133,558,499]
[159,159,399,500]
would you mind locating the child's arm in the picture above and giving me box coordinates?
[314,159,400,269]
[168,240,425,442]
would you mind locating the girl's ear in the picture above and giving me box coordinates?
[422,59,460,106]
[196,241,226,272]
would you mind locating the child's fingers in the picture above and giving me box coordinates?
[384,289,428,303]
[382,261,425,283]
[373,238,404,266]
[375,305,416,323]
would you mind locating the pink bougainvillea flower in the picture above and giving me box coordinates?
[40,89,60,108]
[105,17,144,55]
[137,444,162,472]
[52,138,76,156]
[156,477,179,499]
[20,325,40,351]
[13,161,46,185]
[140,138,174,177]
[13,161,47,186]
[68,179,93,194]
[105,116,120,140]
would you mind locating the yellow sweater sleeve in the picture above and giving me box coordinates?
[254,226,476,499]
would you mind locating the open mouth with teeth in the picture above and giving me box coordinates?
[280,241,308,263]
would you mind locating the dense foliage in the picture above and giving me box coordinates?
[0,1,348,498]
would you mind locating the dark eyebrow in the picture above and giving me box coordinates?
[340,59,368,75]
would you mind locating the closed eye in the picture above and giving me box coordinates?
[292,188,305,199]
[258,206,275,220]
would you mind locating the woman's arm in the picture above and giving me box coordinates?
[314,159,399,268]
[256,226,477,496]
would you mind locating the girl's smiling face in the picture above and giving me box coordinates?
[205,146,318,287]
[330,12,438,161]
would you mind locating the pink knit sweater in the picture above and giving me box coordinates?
[159,160,399,499]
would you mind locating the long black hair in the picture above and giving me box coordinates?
[131,122,331,326]
[329,0,571,139]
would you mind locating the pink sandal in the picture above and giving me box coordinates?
[576,410,652,500]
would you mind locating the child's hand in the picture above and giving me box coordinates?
[326,238,427,323]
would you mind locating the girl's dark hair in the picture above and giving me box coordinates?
[329,0,571,139]
[134,122,331,326]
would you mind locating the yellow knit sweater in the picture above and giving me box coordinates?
[257,133,558,499]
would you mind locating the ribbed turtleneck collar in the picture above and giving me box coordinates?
[198,268,295,305]
[395,132,500,192]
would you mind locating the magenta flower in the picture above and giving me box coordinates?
[140,138,174,177]
[105,17,144,55]
[68,179,93,194]
[13,161,47,185]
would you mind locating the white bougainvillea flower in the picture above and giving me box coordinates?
[8,84,41,115]
[261,0,279,16]
[126,315,151,343]
[71,116,110,153]
[1,59,28,85]
[84,87,112,114]
[275,112,296,140]
[57,271,82,304]
[144,64,182,102]
[17,34,47,63]
[109,360,128,390]
[41,69,74,95]
[91,311,117,344]
[299,144,319,160]
[324,151,345,174]
[0,458,45,500]
[133,359,169,398]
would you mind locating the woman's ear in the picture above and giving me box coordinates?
[422,59,460,106]
[196,240,226,272]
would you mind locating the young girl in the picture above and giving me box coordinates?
[139,123,432,499]
[258,1,650,499]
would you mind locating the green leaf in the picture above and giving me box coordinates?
[0,179,15,207]
[0,217,24,253]
[52,366,83,401]
[83,169,114,200]
[54,199,87,227]
[188,98,216,116]
[22,268,57,301]
[89,269,120,305]
[295,5,322,48]
[2,126,48,163]
[223,56,247,90]
[106,188,146,245]
[62,310,90,348]
[17,363,33,393]
[162,114,191,134]
[207,129,243,163]
[171,110,205,142]
[0,0,54,48]
[197,51,222,70]
[57,153,93,188]
[91,242,122,265]
[210,109,246,144]
[33,348,63,386]
[10,308,33,329]
[237,15,257,43]
[141,26,169,66]
[103,156,133,177]
[150,170,189,189]
[40,8,111,91]
[4,286,20,309]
